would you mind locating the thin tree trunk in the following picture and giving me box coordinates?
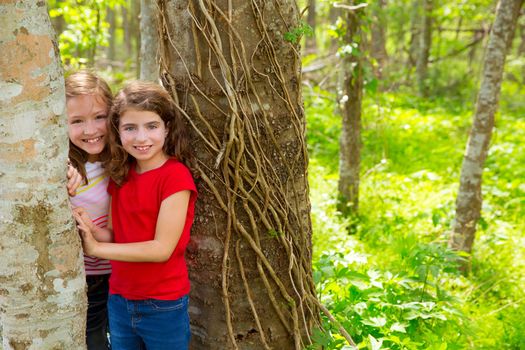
[50,0,66,37]
[130,0,141,78]
[370,0,388,79]
[107,6,116,63]
[122,5,132,57]
[140,0,160,82]
[0,1,87,348]
[158,0,318,348]
[416,0,433,96]
[338,5,364,217]
[330,5,342,52]
[408,0,421,68]
[305,0,317,54]
[450,0,524,270]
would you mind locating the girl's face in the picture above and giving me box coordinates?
[118,109,169,173]
[67,95,108,162]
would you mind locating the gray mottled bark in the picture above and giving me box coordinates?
[140,0,161,82]
[0,1,86,349]
[450,0,524,263]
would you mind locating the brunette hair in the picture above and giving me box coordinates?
[106,81,193,186]
[65,70,113,183]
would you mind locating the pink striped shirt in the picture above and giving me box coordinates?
[70,162,112,275]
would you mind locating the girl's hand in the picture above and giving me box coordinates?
[73,208,99,256]
[73,207,96,232]
[67,163,83,196]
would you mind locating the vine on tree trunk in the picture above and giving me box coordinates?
[153,0,355,348]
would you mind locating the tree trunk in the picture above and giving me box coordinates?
[130,0,141,78]
[0,2,87,349]
[408,0,421,68]
[157,0,318,349]
[305,0,317,54]
[50,0,66,38]
[416,0,433,96]
[329,5,343,52]
[450,0,524,269]
[106,6,116,63]
[140,0,160,82]
[370,0,388,79]
[122,5,132,57]
[337,6,364,217]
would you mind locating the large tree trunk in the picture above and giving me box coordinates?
[139,0,160,82]
[338,5,364,217]
[157,0,317,349]
[0,1,87,349]
[449,0,524,268]
[416,0,433,96]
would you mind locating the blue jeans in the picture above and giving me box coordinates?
[108,294,190,350]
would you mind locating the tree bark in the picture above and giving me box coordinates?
[106,6,116,63]
[305,0,317,54]
[0,1,87,349]
[370,0,388,78]
[408,0,421,67]
[338,6,364,217]
[122,5,132,57]
[140,0,161,82]
[157,0,317,349]
[450,0,524,267]
[416,0,433,96]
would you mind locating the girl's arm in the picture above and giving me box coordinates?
[73,206,114,242]
[77,190,191,263]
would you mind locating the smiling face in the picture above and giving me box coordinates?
[67,94,108,162]
[118,109,169,173]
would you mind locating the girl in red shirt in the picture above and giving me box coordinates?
[74,81,197,350]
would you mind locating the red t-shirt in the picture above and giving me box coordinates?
[107,159,197,300]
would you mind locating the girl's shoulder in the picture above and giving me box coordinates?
[163,158,191,174]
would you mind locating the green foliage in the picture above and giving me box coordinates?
[284,20,314,44]
[48,0,126,68]
[313,249,465,349]
[307,79,525,348]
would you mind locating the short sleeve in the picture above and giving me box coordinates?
[160,162,197,202]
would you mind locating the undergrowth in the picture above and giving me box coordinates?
[307,75,525,349]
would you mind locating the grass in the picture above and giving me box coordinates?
[307,77,525,349]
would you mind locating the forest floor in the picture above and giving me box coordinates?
[306,79,525,349]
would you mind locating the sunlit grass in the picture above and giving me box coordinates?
[306,80,525,348]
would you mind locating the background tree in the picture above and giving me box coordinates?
[370,0,388,79]
[337,2,366,217]
[156,0,320,349]
[305,0,318,54]
[416,0,433,95]
[139,0,160,81]
[449,0,524,269]
[0,1,86,348]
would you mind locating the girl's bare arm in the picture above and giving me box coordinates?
[77,190,191,263]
